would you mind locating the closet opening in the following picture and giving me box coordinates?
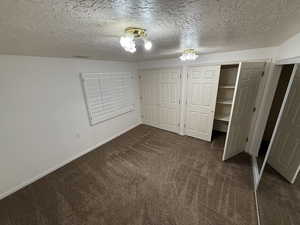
[212,64,239,143]
[257,64,294,169]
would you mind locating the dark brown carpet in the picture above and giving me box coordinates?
[257,165,300,225]
[0,125,257,225]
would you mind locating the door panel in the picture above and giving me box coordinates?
[223,62,265,160]
[185,66,220,141]
[140,70,159,127]
[186,110,210,137]
[142,105,159,127]
[158,69,181,133]
[268,65,300,183]
[140,68,181,133]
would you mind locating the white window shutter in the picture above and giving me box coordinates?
[81,73,135,126]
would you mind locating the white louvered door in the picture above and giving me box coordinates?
[185,66,221,141]
[140,68,181,133]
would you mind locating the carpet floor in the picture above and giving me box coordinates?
[257,164,300,225]
[0,125,257,225]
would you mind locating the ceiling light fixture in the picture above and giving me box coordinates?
[120,27,152,53]
[180,49,199,61]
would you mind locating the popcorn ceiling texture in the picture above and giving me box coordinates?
[0,0,300,61]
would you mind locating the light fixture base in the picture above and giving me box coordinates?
[125,27,147,39]
[180,48,199,61]
[183,49,197,54]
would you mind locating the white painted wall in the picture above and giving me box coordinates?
[0,55,141,199]
[138,47,277,69]
[276,32,300,62]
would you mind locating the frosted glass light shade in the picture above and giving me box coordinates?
[120,35,136,53]
[180,49,199,61]
[144,40,152,50]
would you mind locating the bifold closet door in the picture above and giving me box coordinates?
[223,62,265,160]
[158,69,181,133]
[267,64,300,183]
[185,66,221,141]
[140,68,181,133]
[140,70,159,127]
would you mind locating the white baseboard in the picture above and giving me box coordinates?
[252,156,260,191]
[0,122,142,200]
[252,156,261,225]
[254,189,261,225]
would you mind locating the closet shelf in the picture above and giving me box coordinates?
[219,85,235,89]
[217,99,233,105]
[214,115,230,122]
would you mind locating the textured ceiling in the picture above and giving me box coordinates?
[0,0,300,61]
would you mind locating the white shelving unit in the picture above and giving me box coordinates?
[217,99,233,105]
[214,114,230,122]
[219,85,235,89]
[213,64,238,133]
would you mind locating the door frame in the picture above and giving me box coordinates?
[245,62,279,156]
[256,64,299,187]
[251,64,283,190]
[252,58,300,225]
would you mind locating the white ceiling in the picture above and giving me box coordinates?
[0,0,300,62]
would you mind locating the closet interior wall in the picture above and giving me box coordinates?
[213,65,239,133]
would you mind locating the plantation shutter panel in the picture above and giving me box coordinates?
[81,73,135,125]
